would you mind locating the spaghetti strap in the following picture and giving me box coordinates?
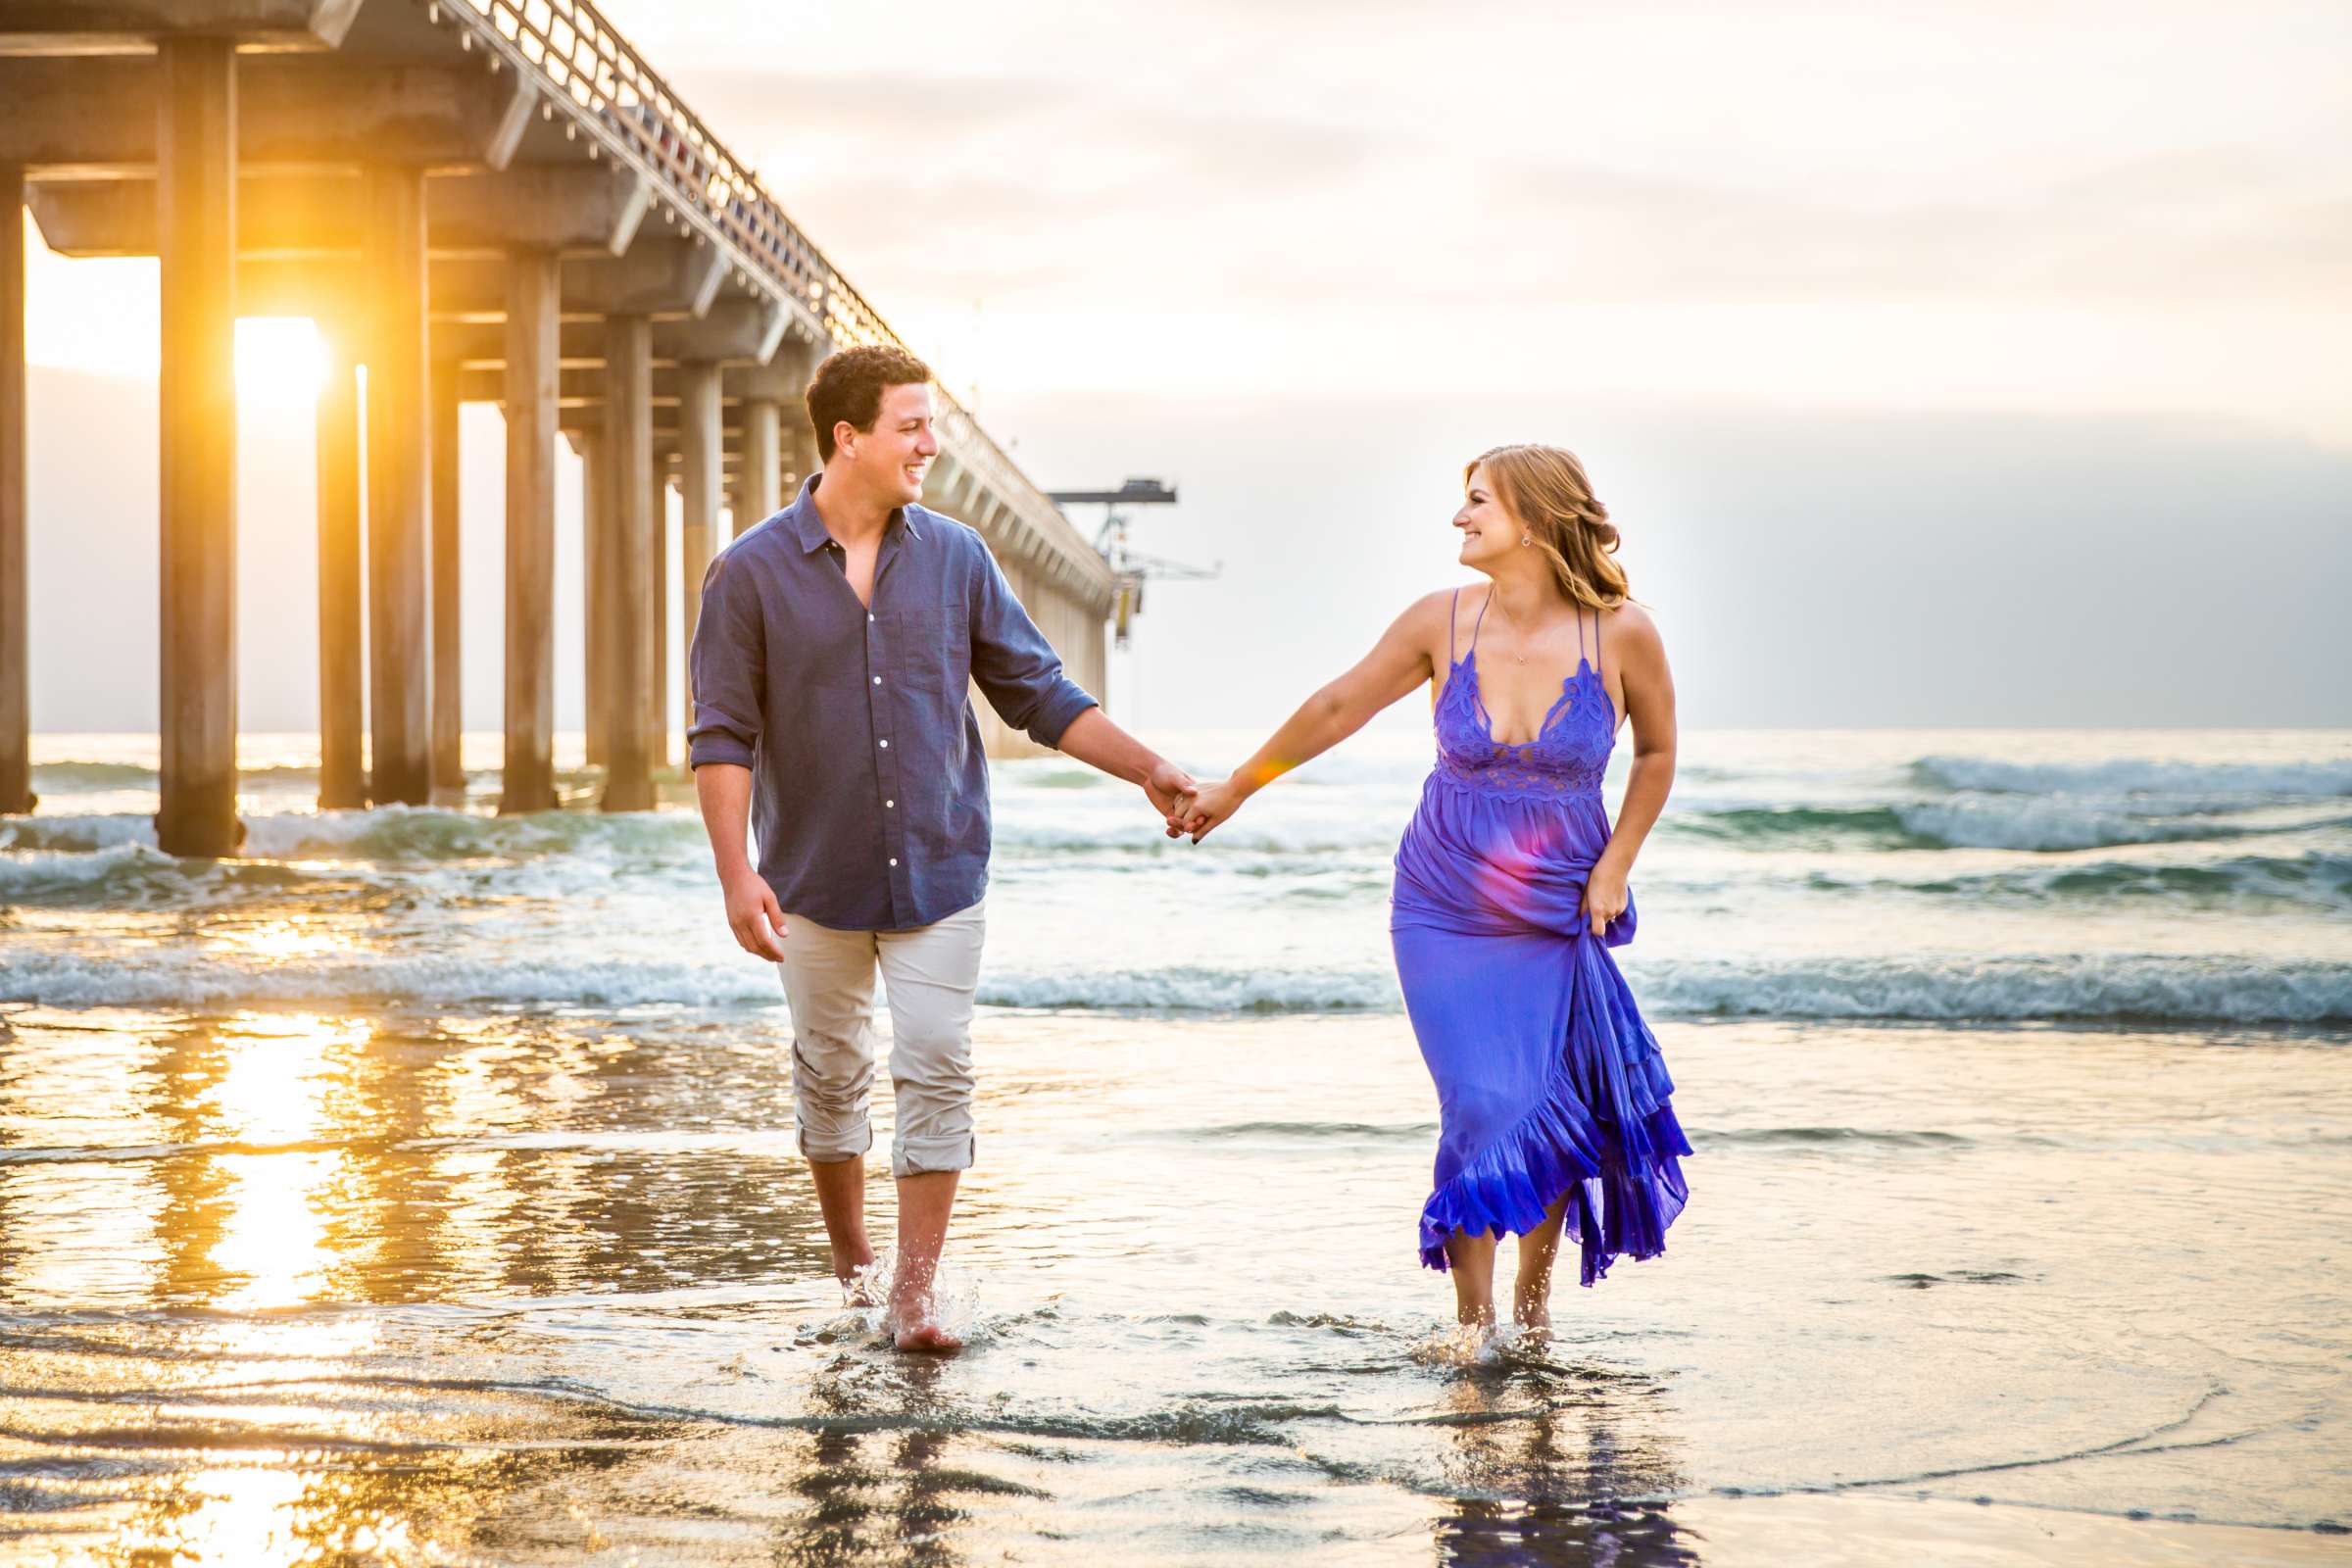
[1592,607,1604,684]
[1466,588,1493,656]
[1448,588,1461,666]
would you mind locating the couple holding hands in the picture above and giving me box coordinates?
[689,345,1691,1351]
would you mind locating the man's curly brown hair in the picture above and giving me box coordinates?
[806,345,933,463]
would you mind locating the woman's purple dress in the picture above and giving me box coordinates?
[1391,591,1691,1284]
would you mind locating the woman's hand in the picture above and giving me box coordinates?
[1144,758,1200,823]
[1582,857,1630,935]
[1176,777,1249,843]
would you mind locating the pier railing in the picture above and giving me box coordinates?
[433,0,1107,594]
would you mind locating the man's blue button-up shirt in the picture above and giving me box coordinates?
[687,475,1100,932]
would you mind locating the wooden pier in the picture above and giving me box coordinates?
[0,0,1117,851]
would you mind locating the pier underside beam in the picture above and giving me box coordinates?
[0,52,525,177]
[434,300,789,375]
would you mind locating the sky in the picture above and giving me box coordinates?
[20,0,2352,733]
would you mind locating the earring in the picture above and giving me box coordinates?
[1521,532,1533,547]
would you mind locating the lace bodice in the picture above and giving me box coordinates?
[1428,589,1616,800]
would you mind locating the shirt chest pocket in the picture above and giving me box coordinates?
[891,607,967,695]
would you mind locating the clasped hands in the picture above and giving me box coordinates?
[1144,760,1245,844]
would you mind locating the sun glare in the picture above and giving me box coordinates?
[234,317,328,410]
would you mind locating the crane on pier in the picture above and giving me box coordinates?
[1046,479,1220,647]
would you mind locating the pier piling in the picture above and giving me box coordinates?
[155,38,240,858]
[362,164,431,808]
[0,164,29,817]
[5,0,1118,824]
[430,348,465,802]
[598,314,655,812]
[677,360,721,760]
[741,398,781,523]
[316,335,366,810]
[500,248,560,815]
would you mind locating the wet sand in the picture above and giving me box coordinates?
[2,1004,2346,1564]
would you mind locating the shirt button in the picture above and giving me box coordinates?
[889,858,899,867]
[872,676,881,685]
[886,799,895,808]
[879,739,890,749]
[867,612,876,622]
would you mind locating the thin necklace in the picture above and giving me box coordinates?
[1487,589,1557,665]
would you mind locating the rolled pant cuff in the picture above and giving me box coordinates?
[892,1134,975,1178]
[798,1124,875,1164]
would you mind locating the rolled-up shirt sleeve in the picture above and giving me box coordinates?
[967,541,1099,749]
[687,551,765,769]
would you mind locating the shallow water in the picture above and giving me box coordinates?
[2,728,2349,1563]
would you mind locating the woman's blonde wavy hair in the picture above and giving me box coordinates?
[1467,444,1629,612]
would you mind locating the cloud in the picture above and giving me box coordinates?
[693,69,1393,299]
[1454,146,2352,307]
[604,2,2352,430]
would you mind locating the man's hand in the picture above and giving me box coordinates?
[721,865,790,960]
[1144,758,1199,830]
[1177,777,1247,843]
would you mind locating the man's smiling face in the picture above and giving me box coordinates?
[844,381,939,507]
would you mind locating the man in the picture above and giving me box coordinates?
[688,344,1194,1352]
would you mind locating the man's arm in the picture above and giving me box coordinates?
[696,762,788,960]
[686,551,785,959]
[1054,708,1196,818]
[964,539,1195,815]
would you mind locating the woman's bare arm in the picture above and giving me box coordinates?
[1582,604,1677,929]
[1180,593,1445,839]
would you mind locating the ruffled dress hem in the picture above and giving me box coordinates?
[1414,938,1693,1287]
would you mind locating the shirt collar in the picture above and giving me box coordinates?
[787,472,923,555]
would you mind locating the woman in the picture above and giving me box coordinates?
[1178,444,1690,1330]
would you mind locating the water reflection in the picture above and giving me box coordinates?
[1429,1361,1697,1567]
[67,1405,669,1564]
[0,1009,834,1314]
[769,1356,1062,1568]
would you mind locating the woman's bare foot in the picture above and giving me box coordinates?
[1513,1257,1555,1329]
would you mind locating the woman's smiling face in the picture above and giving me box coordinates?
[1453,465,1517,570]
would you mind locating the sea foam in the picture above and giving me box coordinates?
[3,948,2343,1025]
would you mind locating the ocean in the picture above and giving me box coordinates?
[0,725,2347,1564]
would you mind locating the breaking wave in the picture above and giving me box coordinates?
[2,948,2342,1026]
[1911,756,2352,800]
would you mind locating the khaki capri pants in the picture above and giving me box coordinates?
[774,900,986,1177]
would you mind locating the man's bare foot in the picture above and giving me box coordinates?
[834,1242,877,1306]
[888,1309,962,1354]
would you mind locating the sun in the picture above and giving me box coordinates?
[234,316,328,411]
